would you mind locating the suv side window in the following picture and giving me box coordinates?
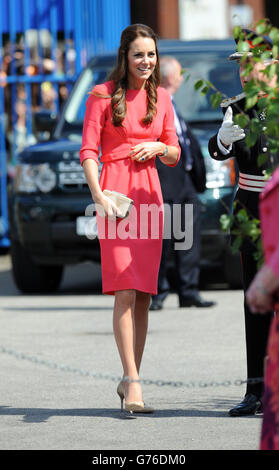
[172,53,241,121]
[64,69,110,124]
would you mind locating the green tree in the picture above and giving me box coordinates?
[194,20,279,268]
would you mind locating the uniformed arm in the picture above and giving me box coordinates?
[208,105,245,161]
[208,133,234,161]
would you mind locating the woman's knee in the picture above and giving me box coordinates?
[136,291,151,303]
[115,289,136,307]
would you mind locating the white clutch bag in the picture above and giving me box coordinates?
[103,190,134,218]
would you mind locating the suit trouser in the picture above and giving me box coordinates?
[241,252,273,397]
[154,193,201,302]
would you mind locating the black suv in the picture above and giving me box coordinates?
[8,39,242,293]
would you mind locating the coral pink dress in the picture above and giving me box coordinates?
[80,81,180,295]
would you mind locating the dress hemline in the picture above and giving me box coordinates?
[102,279,157,296]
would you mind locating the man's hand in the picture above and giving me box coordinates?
[218,106,245,147]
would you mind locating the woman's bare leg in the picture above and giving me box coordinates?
[113,289,142,402]
[134,291,151,373]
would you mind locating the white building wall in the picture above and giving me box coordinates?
[179,0,230,39]
[178,0,255,40]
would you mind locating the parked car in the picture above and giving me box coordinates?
[8,39,243,293]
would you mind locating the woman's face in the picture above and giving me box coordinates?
[127,37,157,89]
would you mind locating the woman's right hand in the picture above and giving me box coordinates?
[96,193,122,219]
[81,160,122,218]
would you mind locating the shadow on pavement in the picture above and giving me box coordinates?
[0,400,261,423]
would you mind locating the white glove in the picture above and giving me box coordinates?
[218,106,245,146]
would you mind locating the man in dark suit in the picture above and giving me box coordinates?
[208,29,278,416]
[150,56,216,311]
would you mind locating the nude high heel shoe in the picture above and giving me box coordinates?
[117,380,125,411]
[122,376,154,414]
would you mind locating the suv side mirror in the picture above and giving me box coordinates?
[33,111,58,140]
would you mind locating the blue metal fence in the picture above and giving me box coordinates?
[0,0,130,247]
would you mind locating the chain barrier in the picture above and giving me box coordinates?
[0,345,263,388]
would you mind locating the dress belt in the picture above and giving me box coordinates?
[238,172,267,192]
[101,152,130,163]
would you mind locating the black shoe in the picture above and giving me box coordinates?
[150,300,163,311]
[229,393,263,417]
[179,293,216,308]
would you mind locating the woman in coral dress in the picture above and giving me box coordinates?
[246,166,279,449]
[80,24,180,413]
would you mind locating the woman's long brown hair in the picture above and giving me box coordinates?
[107,24,160,127]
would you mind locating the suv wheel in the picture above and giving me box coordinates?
[10,239,63,293]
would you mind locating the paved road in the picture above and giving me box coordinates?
[0,255,263,452]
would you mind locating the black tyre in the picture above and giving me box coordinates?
[10,239,63,293]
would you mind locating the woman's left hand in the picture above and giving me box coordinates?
[129,142,164,163]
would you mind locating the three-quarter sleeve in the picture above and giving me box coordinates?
[159,90,181,167]
[79,89,108,166]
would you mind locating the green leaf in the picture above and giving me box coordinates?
[233,25,242,39]
[256,23,269,35]
[257,152,268,167]
[234,113,249,128]
[243,80,260,109]
[220,214,233,232]
[236,208,249,223]
[240,62,253,77]
[250,118,263,134]
[263,168,274,180]
[245,132,258,147]
[237,40,250,53]
[245,95,259,110]
[268,139,279,153]
[200,86,209,96]
[272,45,279,59]
[252,36,264,45]
[231,236,243,253]
[205,79,214,88]
[261,50,273,60]
[254,236,264,268]
[194,79,204,90]
[210,92,223,109]
[265,63,277,80]
[269,27,279,43]
[257,96,268,110]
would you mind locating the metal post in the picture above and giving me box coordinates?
[0,0,131,249]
